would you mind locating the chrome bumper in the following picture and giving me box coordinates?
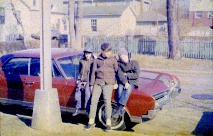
[141,88,181,120]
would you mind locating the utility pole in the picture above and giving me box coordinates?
[31,0,62,131]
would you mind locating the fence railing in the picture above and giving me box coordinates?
[85,37,213,60]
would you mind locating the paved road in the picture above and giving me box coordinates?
[131,70,213,135]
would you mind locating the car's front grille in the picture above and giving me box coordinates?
[152,89,170,100]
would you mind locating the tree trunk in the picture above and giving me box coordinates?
[75,0,83,49]
[167,0,181,60]
[69,0,75,48]
[10,0,26,49]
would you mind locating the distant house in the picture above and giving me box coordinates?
[189,0,213,27]
[0,0,156,41]
[79,0,152,36]
[0,0,68,42]
[0,0,30,42]
[136,10,167,36]
[188,0,213,36]
[81,5,136,36]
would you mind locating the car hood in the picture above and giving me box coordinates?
[137,70,177,96]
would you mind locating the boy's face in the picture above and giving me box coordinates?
[102,50,112,58]
[85,52,92,60]
[119,55,129,63]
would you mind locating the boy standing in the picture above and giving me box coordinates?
[73,47,94,116]
[84,43,118,131]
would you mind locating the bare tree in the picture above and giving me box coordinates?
[68,0,83,49]
[166,0,181,60]
[75,0,83,49]
[10,0,26,47]
[69,0,75,48]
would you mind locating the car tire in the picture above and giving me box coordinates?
[97,102,126,131]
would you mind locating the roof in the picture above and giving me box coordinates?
[53,4,129,17]
[83,5,129,17]
[137,10,167,22]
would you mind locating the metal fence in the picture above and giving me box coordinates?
[85,37,213,60]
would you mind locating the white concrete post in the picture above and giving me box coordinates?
[31,0,62,131]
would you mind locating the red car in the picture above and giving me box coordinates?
[0,48,181,130]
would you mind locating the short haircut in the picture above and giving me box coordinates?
[101,43,112,51]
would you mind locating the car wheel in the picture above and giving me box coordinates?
[97,102,126,131]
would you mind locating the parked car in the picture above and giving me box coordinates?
[59,34,68,46]
[0,48,181,130]
[31,29,61,40]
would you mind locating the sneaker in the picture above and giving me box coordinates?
[72,109,79,116]
[84,123,96,130]
[105,125,111,132]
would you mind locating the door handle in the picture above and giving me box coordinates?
[25,82,35,86]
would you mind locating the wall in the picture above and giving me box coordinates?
[82,16,121,36]
[189,11,213,27]
[120,6,136,36]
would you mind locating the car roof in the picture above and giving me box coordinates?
[13,48,82,58]
[0,48,83,65]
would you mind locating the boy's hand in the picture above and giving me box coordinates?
[124,82,130,89]
[76,79,81,84]
[113,84,118,89]
[90,86,94,93]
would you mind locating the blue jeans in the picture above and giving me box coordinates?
[117,84,134,106]
[74,82,91,111]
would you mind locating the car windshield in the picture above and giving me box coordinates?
[57,54,82,79]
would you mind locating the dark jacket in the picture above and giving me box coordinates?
[78,57,94,82]
[117,59,140,87]
[90,54,118,86]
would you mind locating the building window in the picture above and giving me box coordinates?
[33,0,37,7]
[0,7,5,24]
[195,11,202,19]
[91,19,97,32]
[57,19,60,29]
[63,20,67,31]
[16,11,21,25]
[208,11,213,18]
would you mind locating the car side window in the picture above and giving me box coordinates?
[2,58,29,75]
[30,58,40,76]
[30,58,63,78]
[57,54,82,79]
[52,63,63,78]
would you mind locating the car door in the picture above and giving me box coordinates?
[55,54,82,108]
[24,58,76,108]
[1,57,30,101]
[23,58,40,102]
[52,61,76,107]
